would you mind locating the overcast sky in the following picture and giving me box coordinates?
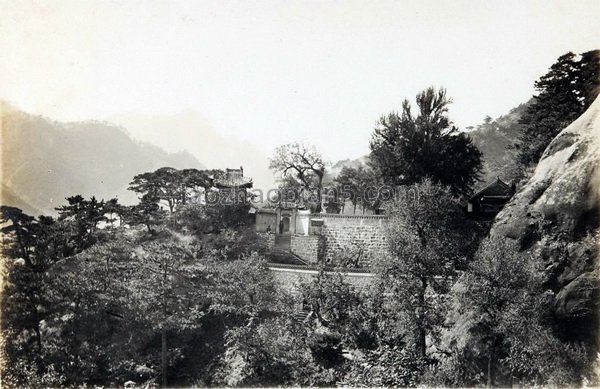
[2,0,599,161]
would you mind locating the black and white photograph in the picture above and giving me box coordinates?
[1,1,599,387]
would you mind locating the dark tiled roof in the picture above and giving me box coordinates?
[470,177,513,201]
[214,167,253,188]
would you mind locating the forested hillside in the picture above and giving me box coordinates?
[467,103,528,186]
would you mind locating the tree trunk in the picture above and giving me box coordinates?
[315,176,324,212]
[34,320,42,352]
[31,287,43,353]
[486,343,495,387]
[162,326,167,388]
[417,277,427,358]
[15,228,33,268]
[418,326,426,358]
[162,264,168,388]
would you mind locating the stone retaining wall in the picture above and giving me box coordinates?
[321,223,387,267]
[289,235,321,264]
[257,232,275,249]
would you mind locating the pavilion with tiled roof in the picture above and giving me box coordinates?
[213,167,253,189]
[212,167,253,205]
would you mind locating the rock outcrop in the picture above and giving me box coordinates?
[490,96,600,346]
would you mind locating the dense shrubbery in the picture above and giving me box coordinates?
[424,239,591,387]
[0,191,279,387]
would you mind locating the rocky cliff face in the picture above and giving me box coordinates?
[490,96,600,346]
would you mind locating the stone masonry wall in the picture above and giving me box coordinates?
[290,235,320,264]
[256,212,277,233]
[317,215,387,267]
[257,232,275,250]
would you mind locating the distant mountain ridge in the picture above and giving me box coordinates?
[1,101,204,216]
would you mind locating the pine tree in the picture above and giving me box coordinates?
[516,50,600,168]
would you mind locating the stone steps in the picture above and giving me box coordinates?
[268,248,308,265]
[293,310,311,322]
[273,234,291,249]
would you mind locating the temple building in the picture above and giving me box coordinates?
[213,167,253,204]
[467,177,515,217]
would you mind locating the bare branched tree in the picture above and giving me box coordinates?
[269,142,327,211]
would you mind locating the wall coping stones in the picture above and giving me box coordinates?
[310,213,389,220]
[266,262,374,276]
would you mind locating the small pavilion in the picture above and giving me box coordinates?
[213,167,253,203]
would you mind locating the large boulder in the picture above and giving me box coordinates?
[490,95,600,345]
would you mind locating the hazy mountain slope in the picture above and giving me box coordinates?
[467,102,530,186]
[0,183,44,216]
[490,95,600,347]
[1,102,203,216]
[108,111,276,192]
